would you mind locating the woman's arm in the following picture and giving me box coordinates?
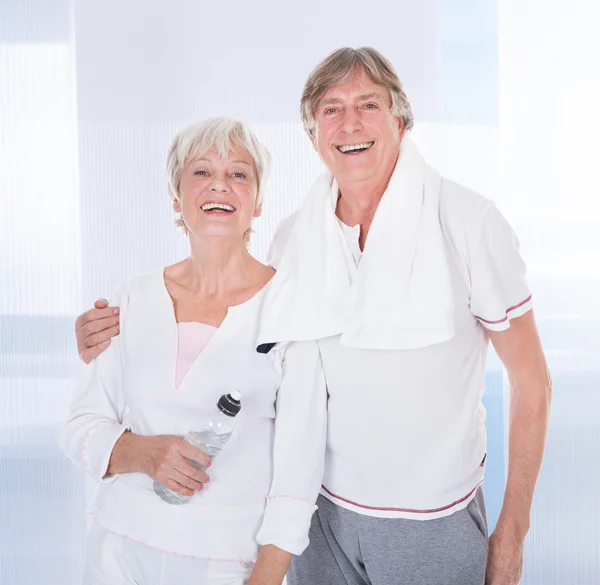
[107,431,211,497]
[247,545,293,585]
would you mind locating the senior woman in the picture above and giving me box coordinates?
[60,117,327,585]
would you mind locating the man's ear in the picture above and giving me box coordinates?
[398,117,406,140]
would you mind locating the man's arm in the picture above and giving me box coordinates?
[75,298,120,363]
[485,310,552,584]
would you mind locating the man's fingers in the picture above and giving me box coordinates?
[82,316,120,337]
[179,442,212,469]
[80,306,119,325]
[94,298,109,309]
[83,326,120,349]
[80,342,109,365]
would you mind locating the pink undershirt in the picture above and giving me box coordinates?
[175,322,218,388]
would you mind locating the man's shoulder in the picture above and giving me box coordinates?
[439,177,495,235]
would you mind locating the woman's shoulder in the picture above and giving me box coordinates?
[116,267,165,300]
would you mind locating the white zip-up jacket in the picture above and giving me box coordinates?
[60,268,327,563]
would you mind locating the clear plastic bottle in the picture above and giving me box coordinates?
[153,391,242,505]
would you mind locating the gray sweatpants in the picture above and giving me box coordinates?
[288,488,488,585]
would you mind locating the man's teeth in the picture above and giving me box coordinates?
[201,203,235,212]
[338,141,374,153]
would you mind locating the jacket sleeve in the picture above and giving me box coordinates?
[256,340,328,555]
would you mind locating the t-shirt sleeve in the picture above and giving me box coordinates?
[469,204,533,331]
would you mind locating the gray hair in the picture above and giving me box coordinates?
[300,46,414,137]
[166,117,272,239]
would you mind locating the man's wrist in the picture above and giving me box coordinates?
[495,510,530,541]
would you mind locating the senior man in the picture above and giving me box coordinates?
[75,47,551,585]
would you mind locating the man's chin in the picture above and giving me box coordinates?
[331,163,376,184]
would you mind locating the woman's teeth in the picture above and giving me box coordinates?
[200,203,235,212]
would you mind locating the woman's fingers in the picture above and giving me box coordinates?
[162,468,204,495]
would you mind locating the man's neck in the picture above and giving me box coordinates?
[335,164,396,250]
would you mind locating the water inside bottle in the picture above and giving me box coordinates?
[184,430,233,471]
[153,428,234,504]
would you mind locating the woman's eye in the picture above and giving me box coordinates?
[232,172,247,179]
[364,103,378,109]
[193,170,208,176]
[325,108,338,115]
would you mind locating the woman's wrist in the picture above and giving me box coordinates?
[247,545,293,585]
[107,431,149,475]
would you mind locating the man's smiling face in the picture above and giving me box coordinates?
[312,68,404,187]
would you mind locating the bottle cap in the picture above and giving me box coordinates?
[217,392,242,417]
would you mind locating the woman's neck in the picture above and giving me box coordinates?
[169,235,272,298]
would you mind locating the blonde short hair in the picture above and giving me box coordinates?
[166,117,272,241]
[300,46,414,137]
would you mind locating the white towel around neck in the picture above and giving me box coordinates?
[258,133,455,351]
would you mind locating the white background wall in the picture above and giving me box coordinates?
[73,0,443,297]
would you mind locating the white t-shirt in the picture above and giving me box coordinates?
[337,218,362,266]
[269,180,532,520]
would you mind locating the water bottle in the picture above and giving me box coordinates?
[153,391,242,505]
